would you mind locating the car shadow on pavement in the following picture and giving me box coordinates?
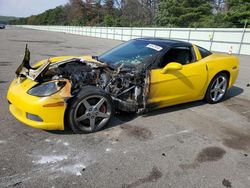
[141,86,244,118]
[224,85,244,100]
[105,112,138,129]
[47,113,137,135]
[47,86,243,134]
[143,100,206,117]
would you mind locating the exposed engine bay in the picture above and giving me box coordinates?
[16,45,149,113]
[42,58,149,112]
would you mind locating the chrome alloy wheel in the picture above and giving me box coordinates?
[74,95,112,132]
[210,75,228,102]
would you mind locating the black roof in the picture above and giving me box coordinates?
[135,38,191,47]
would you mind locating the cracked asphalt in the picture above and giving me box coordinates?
[0,26,250,188]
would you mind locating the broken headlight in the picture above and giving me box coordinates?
[27,81,66,97]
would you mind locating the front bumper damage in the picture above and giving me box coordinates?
[7,78,68,130]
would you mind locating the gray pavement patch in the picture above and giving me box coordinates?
[0,140,7,144]
[61,45,90,50]
[222,178,232,188]
[33,155,68,164]
[39,54,57,57]
[0,173,32,187]
[8,39,63,44]
[0,81,9,84]
[22,131,45,142]
[12,181,22,187]
[56,163,86,176]
[122,166,162,188]
[179,146,226,170]
[222,127,250,151]
[0,61,12,66]
[195,146,226,163]
[120,124,152,141]
[224,97,250,122]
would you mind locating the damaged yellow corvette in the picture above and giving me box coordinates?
[7,38,239,133]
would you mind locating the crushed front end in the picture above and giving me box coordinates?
[7,45,149,130]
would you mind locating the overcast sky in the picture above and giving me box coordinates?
[0,0,68,17]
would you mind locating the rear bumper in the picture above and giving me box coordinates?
[7,79,66,130]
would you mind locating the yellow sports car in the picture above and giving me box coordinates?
[7,38,239,133]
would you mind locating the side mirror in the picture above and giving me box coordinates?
[160,62,183,74]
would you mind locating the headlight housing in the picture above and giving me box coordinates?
[27,81,66,97]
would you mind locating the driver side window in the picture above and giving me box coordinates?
[159,46,196,68]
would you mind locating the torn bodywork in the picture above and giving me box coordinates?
[16,45,150,113]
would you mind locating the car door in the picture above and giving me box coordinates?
[147,45,208,108]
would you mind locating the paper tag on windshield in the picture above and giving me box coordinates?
[146,44,163,51]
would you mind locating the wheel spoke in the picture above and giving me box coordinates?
[215,78,220,86]
[89,117,96,131]
[95,98,106,109]
[211,88,216,93]
[82,99,92,109]
[218,78,226,87]
[97,112,109,118]
[213,90,219,100]
[218,88,224,94]
[76,114,88,122]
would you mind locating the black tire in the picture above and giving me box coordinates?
[205,72,229,104]
[65,86,114,134]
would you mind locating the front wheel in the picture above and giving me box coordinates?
[205,73,229,104]
[66,86,114,134]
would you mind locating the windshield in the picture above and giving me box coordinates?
[99,40,164,68]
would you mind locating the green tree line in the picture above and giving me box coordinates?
[10,0,250,28]
[0,16,17,24]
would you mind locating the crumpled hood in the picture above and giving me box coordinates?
[33,55,105,68]
[16,45,106,81]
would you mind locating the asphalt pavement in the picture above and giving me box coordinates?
[0,26,250,188]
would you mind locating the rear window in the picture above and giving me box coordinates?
[198,46,212,58]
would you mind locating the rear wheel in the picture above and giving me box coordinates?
[205,73,228,104]
[66,86,114,134]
